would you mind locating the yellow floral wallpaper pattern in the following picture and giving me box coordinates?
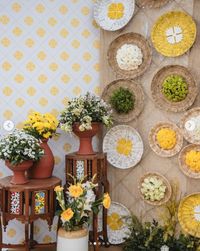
[0,0,99,244]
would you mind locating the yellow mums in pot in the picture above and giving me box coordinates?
[156,128,177,150]
[23,111,58,139]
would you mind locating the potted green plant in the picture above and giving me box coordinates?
[59,92,112,155]
[0,129,44,184]
[55,175,111,251]
[23,111,58,179]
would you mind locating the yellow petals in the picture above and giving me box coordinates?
[103,193,111,209]
[54,185,64,192]
[107,3,124,20]
[108,212,123,230]
[156,128,177,150]
[185,150,200,172]
[61,208,74,222]
[116,138,133,156]
[69,184,83,198]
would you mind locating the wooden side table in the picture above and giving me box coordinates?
[0,176,61,251]
[65,153,110,251]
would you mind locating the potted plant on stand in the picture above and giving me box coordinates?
[59,92,113,155]
[54,175,111,251]
[23,111,58,179]
[0,129,44,184]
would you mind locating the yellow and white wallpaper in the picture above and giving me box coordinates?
[0,0,100,244]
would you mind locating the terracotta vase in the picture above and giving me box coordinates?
[57,228,88,251]
[73,122,101,155]
[5,160,33,185]
[28,139,54,179]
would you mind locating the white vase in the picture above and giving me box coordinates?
[57,227,88,251]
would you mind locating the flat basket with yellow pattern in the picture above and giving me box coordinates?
[178,193,200,238]
[151,11,196,57]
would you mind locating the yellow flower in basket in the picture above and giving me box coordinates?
[61,208,74,222]
[69,184,84,198]
[156,128,177,150]
[107,3,124,20]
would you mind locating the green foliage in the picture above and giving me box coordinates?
[110,87,135,114]
[162,75,188,102]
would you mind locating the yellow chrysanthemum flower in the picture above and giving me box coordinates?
[156,128,177,150]
[103,193,111,209]
[108,212,123,230]
[54,185,64,192]
[68,184,83,198]
[107,3,124,20]
[116,138,133,156]
[185,150,200,172]
[61,208,74,222]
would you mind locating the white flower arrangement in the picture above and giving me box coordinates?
[0,129,44,165]
[59,92,113,132]
[141,176,167,202]
[116,43,143,71]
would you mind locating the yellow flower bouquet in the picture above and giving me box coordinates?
[54,175,111,231]
[23,111,58,139]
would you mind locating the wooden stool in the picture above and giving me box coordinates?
[0,176,61,251]
[65,153,110,251]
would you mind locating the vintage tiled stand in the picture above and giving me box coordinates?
[0,176,61,251]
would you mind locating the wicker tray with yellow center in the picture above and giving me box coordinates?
[107,3,124,20]
[149,122,183,157]
[179,144,200,179]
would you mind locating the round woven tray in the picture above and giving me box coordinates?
[179,144,200,179]
[101,79,144,123]
[151,11,196,57]
[107,33,152,79]
[178,193,200,238]
[149,122,183,157]
[180,107,200,144]
[151,65,197,113]
[136,0,170,8]
[139,172,172,206]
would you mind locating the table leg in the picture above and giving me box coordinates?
[93,214,99,251]
[25,191,29,251]
[0,215,2,251]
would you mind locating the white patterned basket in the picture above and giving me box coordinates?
[94,0,135,31]
[103,125,144,169]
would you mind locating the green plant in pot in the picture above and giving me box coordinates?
[0,129,44,184]
[110,87,135,114]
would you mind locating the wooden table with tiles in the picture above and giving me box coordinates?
[0,176,61,251]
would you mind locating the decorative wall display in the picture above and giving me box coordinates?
[151,11,196,57]
[151,65,197,112]
[107,33,152,79]
[179,144,200,179]
[103,125,144,169]
[106,202,131,244]
[9,192,22,215]
[139,172,172,206]
[180,107,200,144]
[94,0,135,31]
[101,79,144,123]
[149,122,183,157]
[34,191,46,215]
[178,193,200,238]
[136,0,171,8]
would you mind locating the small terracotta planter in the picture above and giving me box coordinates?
[28,139,54,179]
[73,122,101,155]
[5,160,33,185]
[57,228,88,251]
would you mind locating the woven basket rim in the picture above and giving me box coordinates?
[178,144,200,179]
[139,172,172,206]
[136,0,170,8]
[180,107,200,144]
[101,79,144,123]
[178,193,200,238]
[149,122,183,157]
[107,32,152,79]
[151,65,198,113]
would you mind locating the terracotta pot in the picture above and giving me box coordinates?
[5,160,33,185]
[73,122,101,155]
[28,139,54,179]
[57,228,88,251]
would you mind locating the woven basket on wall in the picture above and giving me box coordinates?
[107,32,152,79]
[180,107,200,144]
[151,65,197,113]
[101,79,144,123]
[139,172,172,206]
[136,0,170,8]
[149,122,183,157]
[179,144,200,179]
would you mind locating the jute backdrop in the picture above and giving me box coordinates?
[100,0,200,220]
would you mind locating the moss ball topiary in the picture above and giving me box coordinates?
[110,87,135,114]
[162,75,188,102]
